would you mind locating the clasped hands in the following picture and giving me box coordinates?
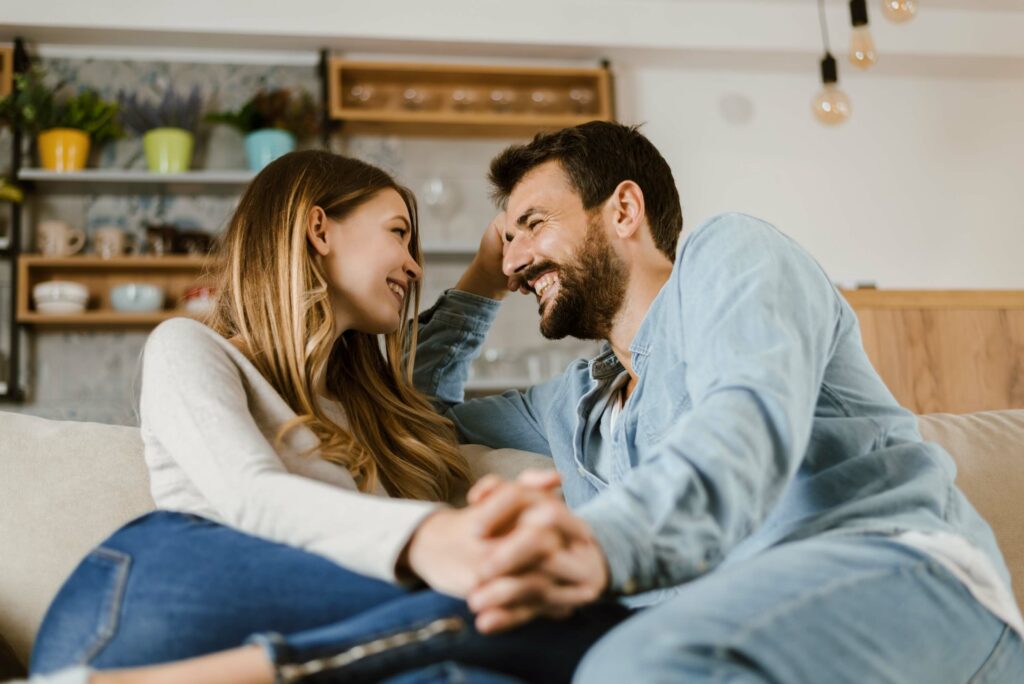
[405,469,609,634]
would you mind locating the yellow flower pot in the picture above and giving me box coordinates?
[37,128,91,172]
[143,127,194,173]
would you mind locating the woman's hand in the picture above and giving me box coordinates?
[402,507,494,598]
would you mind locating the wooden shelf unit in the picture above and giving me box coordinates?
[0,45,12,98]
[328,59,614,136]
[17,255,214,327]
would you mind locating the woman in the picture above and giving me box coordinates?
[29,151,627,683]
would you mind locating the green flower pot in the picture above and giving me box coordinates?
[143,127,194,173]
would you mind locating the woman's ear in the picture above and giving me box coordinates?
[306,206,331,256]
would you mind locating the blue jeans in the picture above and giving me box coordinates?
[30,511,630,683]
[574,534,1024,683]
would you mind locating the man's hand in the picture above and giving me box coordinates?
[467,474,610,633]
[453,213,528,299]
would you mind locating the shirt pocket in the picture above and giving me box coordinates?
[639,360,693,445]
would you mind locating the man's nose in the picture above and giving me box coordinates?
[502,233,531,278]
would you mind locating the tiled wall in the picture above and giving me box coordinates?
[0,57,597,425]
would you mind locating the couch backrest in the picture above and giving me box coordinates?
[918,411,1024,612]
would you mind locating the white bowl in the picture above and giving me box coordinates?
[36,300,86,315]
[33,280,89,305]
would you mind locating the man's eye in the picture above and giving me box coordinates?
[528,220,542,230]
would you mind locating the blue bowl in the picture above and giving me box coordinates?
[110,283,164,312]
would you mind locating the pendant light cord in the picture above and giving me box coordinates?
[818,0,832,53]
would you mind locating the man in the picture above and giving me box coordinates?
[411,121,1024,682]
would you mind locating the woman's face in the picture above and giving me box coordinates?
[311,188,422,336]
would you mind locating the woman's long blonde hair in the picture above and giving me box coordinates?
[207,150,470,501]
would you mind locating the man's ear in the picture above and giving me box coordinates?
[606,180,645,240]
[306,206,330,257]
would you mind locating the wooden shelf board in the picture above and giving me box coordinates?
[840,289,1024,310]
[17,311,199,327]
[19,255,211,269]
[337,109,600,126]
[336,60,610,79]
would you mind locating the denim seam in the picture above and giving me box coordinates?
[429,335,474,397]
[728,556,939,652]
[818,382,854,419]
[429,311,495,336]
[967,624,1014,684]
[76,546,132,666]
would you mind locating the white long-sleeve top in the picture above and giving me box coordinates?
[139,317,440,582]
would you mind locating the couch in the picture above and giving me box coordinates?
[1,409,1022,676]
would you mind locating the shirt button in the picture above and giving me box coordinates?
[622,578,638,595]
[577,465,586,476]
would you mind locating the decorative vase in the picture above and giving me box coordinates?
[37,128,91,172]
[142,127,194,173]
[244,128,296,171]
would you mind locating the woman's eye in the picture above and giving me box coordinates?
[392,227,408,239]
[528,220,542,230]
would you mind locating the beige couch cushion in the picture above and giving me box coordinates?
[0,412,155,665]
[918,411,1024,611]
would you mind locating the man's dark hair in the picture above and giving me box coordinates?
[488,121,684,261]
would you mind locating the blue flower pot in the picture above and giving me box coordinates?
[244,128,296,171]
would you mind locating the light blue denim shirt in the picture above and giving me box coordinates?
[413,212,1010,601]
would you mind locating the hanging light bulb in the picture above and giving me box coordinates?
[849,0,877,69]
[812,53,851,125]
[881,0,917,23]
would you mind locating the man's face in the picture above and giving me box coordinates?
[502,161,628,340]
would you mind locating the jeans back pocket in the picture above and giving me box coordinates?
[30,546,132,673]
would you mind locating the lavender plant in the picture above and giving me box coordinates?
[118,85,203,135]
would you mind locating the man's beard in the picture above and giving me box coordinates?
[533,217,629,341]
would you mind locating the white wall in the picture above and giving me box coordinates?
[621,62,1024,288]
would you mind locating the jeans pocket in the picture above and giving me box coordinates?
[33,546,133,671]
[969,625,1024,684]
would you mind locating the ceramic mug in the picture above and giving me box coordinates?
[93,226,130,259]
[37,220,86,257]
[145,224,178,256]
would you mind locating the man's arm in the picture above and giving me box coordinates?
[576,214,842,594]
[412,215,559,455]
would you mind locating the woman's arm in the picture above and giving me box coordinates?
[141,319,439,582]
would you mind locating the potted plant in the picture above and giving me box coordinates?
[206,88,319,171]
[0,68,121,172]
[119,86,202,173]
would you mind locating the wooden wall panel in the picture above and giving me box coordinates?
[843,291,1024,414]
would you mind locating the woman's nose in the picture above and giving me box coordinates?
[405,257,423,282]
